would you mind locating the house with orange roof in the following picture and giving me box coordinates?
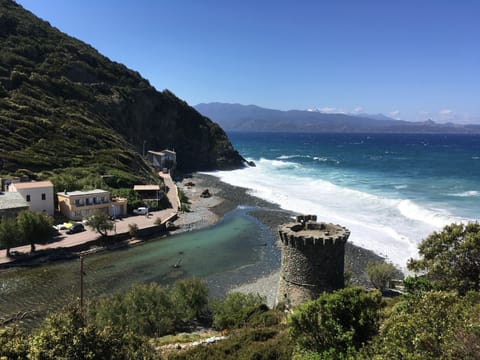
[8,180,54,215]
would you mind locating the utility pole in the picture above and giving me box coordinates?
[80,256,84,312]
[143,140,147,157]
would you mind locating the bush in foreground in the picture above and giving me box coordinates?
[408,222,480,294]
[211,292,266,330]
[92,279,209,337]
[373,291,480,359]
[289,287,384,358]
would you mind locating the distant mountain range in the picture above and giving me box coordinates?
[195,103,480,134]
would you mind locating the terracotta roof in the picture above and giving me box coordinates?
[10,180,53,190]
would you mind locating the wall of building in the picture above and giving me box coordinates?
[57,191,111,220]
[276,217,350,308]
[8,183,54,216]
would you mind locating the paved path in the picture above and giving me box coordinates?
[0,176,180,266]
[158,172,179,210]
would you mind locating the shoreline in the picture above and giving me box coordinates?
[177,173,386,306]
[0,172,387,308]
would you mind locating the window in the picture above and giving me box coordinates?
[41,193,46,200]
[26,194,30,202]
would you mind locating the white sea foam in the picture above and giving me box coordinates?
[397,200,463,228]
[206,157,472,268]
[277,154,311,160]
[449,190,480,197]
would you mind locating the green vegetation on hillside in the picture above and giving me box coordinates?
[2,223,480,358]
[0,0,244,187]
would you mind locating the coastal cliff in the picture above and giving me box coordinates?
[0,0,244,184]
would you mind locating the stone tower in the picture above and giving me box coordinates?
[276,215,350,308]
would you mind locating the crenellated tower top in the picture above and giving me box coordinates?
[276,215,350,308]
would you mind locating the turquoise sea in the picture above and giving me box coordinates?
[0,209,276,328]
[211,132,480,268]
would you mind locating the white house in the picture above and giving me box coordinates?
[8,180,55,216]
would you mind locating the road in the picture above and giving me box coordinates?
[0,175,179,265]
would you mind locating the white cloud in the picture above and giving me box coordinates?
[438,109,455,122]
[389,110,400,119]
[318,107,341,114]
[314,106,365,115]
[439,109,453,116]
[435,109,480,124]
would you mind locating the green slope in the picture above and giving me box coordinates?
[0,0,244,187]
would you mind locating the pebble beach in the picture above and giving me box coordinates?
[176,173,385,307]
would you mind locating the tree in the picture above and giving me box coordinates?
[128,223,138,238]
[373,291,480,359]
[408,222,480,294]
[403,275,433,294]
[0,217,21,257]
[93,283,177,337]
[85,210,114,237]
[16,210,53,252]
[366,261,401,290]
[29,305,153,359]
[211,292,266,330]
[0,326,29,360]
[288,287,384,357]
[171,278,209,321]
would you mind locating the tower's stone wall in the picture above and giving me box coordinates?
[276,215,350,307]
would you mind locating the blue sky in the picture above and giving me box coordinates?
[17,0,480,123]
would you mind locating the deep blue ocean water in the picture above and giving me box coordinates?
[210,132,480,268]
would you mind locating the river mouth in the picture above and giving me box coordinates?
[0,207,279,330]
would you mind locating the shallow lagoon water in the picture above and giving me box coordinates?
[0,208,278,328]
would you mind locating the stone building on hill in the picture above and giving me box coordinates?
[147,149,176,172]
[276,215,350,308]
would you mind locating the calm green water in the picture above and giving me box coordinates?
[0,208,278,328]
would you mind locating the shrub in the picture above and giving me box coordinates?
[408,222,480,294]
[373,291,480,359]
[0,326,29,360]
[211,292,266,330]
[171,278,209,321]
[167,327,293,360]
[289,287,384,357]
[128,223,138,237]
[403,275,433,294]
[93,283,176,337]
[92,279,210,337]
[29,305,153,359]
[366,261,401,290]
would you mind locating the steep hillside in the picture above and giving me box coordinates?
[195,102,480,134]
[0,0,244,186]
